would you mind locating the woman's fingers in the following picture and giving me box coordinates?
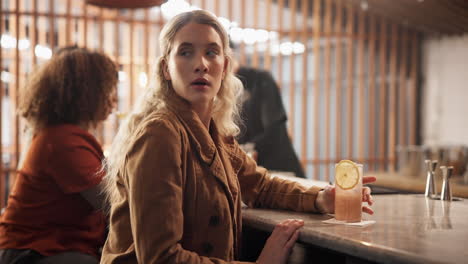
[363,176,377,184]
[257,219,304,264]
[362,206,374,215]
[315,185,336,214]
[280,220,303,249]
[271,219,303,244]
[362,187,374,206]
[284,230,300,250]
[324,184,334,192]
[281,219,303,238]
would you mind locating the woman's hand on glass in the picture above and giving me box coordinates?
[314,176,376,214]
[256,219,304,264]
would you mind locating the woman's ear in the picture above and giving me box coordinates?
[162,59,171,80]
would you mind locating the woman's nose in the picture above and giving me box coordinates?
[194,56,208,73]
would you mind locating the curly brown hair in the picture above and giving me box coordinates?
[19,46,118,131]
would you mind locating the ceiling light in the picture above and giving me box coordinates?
[361,0,369,11]
[34,45,52,59]
[138,72,148,86]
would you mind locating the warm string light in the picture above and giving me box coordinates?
[1,34,52,60]
[0,0,307,84]
[158,0,306,55]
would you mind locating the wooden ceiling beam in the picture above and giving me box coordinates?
[441,1,468,33]
[343,0,436,34]
[374,0,460,35]
[425,0,466,34]
[338,0,468,36]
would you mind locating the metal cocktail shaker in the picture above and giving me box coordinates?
[425,160,438,199]
[440,166,454,201]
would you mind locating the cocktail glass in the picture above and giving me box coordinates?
[335,162,363,222]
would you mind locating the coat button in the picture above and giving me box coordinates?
[201,242,213,255]
[209,215,220,226]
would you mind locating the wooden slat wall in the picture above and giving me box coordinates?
[239,0,246,65]
[300,0,309,174]
[357,8,365,164]
[388,23,398,172]
[252,0,259,68]
[31,0,39,65]
[398,28,408,148]
[143,9,150,89]
[12,0,21,188]
[65,0,71,45]
[312,0,321,180]
[129,10,135,108]
[277,0,284,92]
[98,8,104,51]
[0,0,4,207]
[0,0,424,207]
[97,7,107,143]
[410,32,419,145]
[264,0,272,71]
[378,18,388,171]
[368,14,377,170]
[345,4,354,160]
[288,0,296,139]
[334,0,343,172]
[49,0,55,48]
[323,0,332,181]
[80,1,88,47]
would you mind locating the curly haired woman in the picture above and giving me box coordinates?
[0,46,118,264]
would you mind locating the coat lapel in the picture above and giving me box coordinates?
[220,136,243,176]
[165,95,235,211]
[210,127,240,208]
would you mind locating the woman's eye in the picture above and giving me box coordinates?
[180,50,191,56]
[207,50,218,56]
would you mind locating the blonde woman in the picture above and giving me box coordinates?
[102,10,374,264]
[0,47,118,264]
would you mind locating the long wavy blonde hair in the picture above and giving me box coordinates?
[103,10,244,204]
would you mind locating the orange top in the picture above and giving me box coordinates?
[0,124,106,257]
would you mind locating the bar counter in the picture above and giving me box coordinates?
[371,172,468,198]
[242,177,468,264]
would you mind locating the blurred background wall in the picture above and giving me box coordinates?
[2,0,467,207]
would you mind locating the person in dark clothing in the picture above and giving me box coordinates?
[235,66,306,178]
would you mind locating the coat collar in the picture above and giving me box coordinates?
[165,94,239,211]
[165,92,243,174]
[165,94,217,165]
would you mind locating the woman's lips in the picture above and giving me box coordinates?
[191,83,209,91]
[191,78,210,90]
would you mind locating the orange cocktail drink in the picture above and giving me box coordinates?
[334,160,363,222]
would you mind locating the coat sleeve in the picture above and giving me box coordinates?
[125,120,252,264]
[235,141,322,212]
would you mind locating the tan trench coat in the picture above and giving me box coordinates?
[101,96,322,264]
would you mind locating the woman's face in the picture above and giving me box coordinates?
[164,22,227,109]
[99,87,118,121]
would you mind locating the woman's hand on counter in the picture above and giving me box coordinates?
[361,178,375,215]
[257,219,304,264]
[314,176,377,214]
